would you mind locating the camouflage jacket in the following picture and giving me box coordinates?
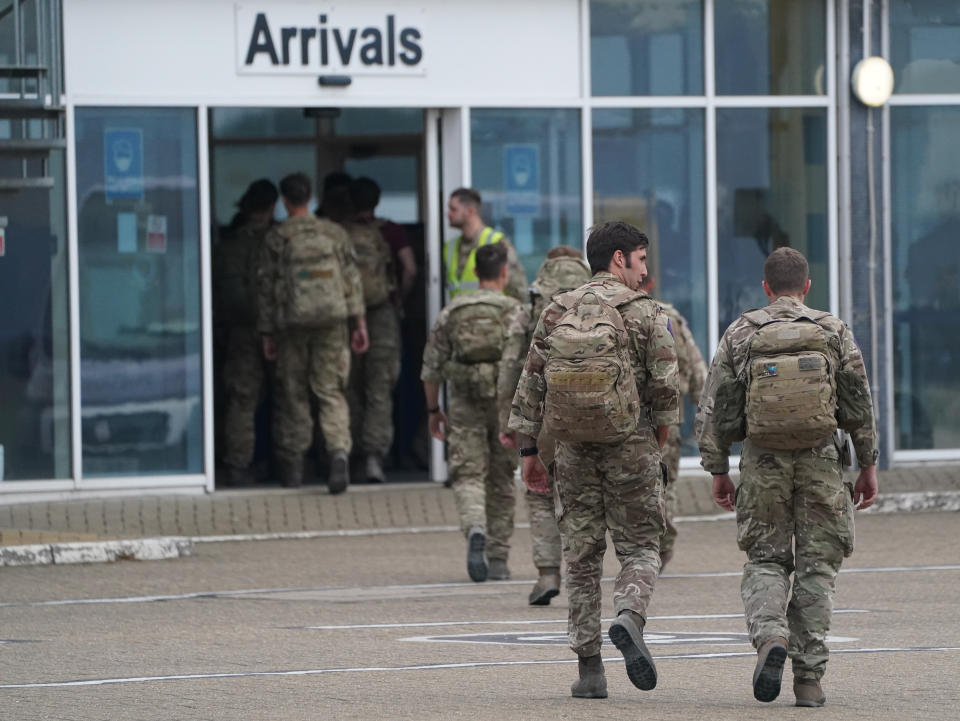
[213,218,272,327]
[507,272,680,440]
[421,288,523,400]
[695,295,879,473]
[256,214,365,334]
[449,232,529,302]
[657,300,708,424]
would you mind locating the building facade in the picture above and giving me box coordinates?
[1,0,958,500]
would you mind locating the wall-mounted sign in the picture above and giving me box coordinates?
[504,144,540,216]
[104,128,144,202]
[236,4,426,76]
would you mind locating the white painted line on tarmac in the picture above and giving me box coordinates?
[2,646,958,690]
[295,609,870,631]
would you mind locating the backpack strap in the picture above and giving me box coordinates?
[742,308,774,326]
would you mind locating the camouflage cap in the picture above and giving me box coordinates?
[531,255,591,299]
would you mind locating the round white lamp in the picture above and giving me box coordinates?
[851,56,895,107]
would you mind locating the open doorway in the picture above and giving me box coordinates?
[208,107,430,488]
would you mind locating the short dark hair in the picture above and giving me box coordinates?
[585,221,649,274]
[764,247,808,294]
[350,177,381,212]
[475,242,508,281]
[546,244,582,260]
[451,187,482,208]
[322,171,351,194]
[280,172,312,206]
[238,178,278,214]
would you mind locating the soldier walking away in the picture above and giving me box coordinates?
[257,172,369,492]
[638,275,708,571]
[509,221,679,699]
[215,179,278,487]
[344,177,401,484]
[445,188,528,302]
[497,245,591,605]
[421,243,521,583]
[695,247,879,707]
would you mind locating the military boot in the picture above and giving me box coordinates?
[488,559,511,580]
[793,678,826,707]
[752,637,788,702]
[608,610,657,690]
[466,527,487,582]
[528,567,561,606]
[277,458,303,488]
[365,454,385,483]
[570,654,607,699]
[328,450,350,495]
[224,466,255,488]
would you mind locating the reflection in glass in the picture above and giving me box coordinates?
[75,108,203,477]
[211,108,313,138]
[344,155,419,223]
[593,108,706,454]
[0,152,71,480]
[890,1,960,94]
[715,0,825,95]
[891,106,960,449]
[471,109,582,281]
[716,108,828,337]
[334,108,423,136]
[590,0,703,96]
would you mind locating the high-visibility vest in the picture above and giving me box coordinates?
[445,227,504,297]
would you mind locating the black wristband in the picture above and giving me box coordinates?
[518,446,539,457]
[427,406,440,414]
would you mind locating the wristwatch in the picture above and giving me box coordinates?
[518,446,539,457]
[427,406,440,414]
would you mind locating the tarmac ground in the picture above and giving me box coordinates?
[1,511,958,720]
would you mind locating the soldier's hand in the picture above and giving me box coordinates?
[656,425,670,449]
[428,410,447,441]
[351,327,370,354]
[712,473,736,511]
[522,455,550,494]
[854,465,879,510]
[498,432,517,449]
[262,335,278,361]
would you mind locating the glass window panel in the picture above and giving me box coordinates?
[344,155,419,223]
[75,108,203,477]
[211,108,314,138]
[593,108,707,454]
[891,106,960,450]
[716,108,829,337]
[470,109,582,281]
[0,151,72,480]
[334,108,423,136]
[715,0,826,95]
[891,1,960,94]
[590,0,703,96]
[211,144,316,229]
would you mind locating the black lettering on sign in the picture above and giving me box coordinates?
[399,28,422,66]
[319,15,329,66]
[360,27,384,65]
[387,15,396,65]
[245,12,279,65]
[334,28,357,65]
[280,26,297,65]
[300,27,317,65]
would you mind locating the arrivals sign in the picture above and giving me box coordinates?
[235,4,426,76]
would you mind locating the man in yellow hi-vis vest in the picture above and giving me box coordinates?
[445,188,528,301]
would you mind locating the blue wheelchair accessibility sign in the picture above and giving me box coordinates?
[104,128,144,202]
[504,144,540,216]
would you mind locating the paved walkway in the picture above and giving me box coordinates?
[1,465,958,548]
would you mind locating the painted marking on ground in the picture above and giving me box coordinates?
[401,630,858,647]
[1,647,957,690]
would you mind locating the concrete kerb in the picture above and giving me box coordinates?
[0,537,193,568]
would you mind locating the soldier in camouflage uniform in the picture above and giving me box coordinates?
[497,246,591,605]
[509,221,679,699]
[639,276,708,570]
[214,179,278,487]
[257,173,369,492]
[696,247,879,707]
[422,243,521,583]
[445,188,528,302]
[345,177,401,483]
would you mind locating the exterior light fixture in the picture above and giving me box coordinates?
[851,56,895,107]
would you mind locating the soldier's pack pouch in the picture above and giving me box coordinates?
[444,360,497,401]
[835,367,873,432]
[712,377,747,445]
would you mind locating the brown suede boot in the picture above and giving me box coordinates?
[570,654,607,699]
[528,567,561,606]
[794,678,826,707]
[753,637,788,702]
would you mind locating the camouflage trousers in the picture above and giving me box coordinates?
[447,395,517,562]
[348,303,401,458]
[555,425,665,657]
[659,424,682,558]
[736,438,855,681]
[222,326,266,470]
[273,324,352,466]
[527,438,561,569]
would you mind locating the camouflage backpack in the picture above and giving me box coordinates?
[530,255,591,326]
[740,309,840,450]
[542,287,644,444]
[346,220,393,308]
[279,217,348,328]
[444,294,512,400]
